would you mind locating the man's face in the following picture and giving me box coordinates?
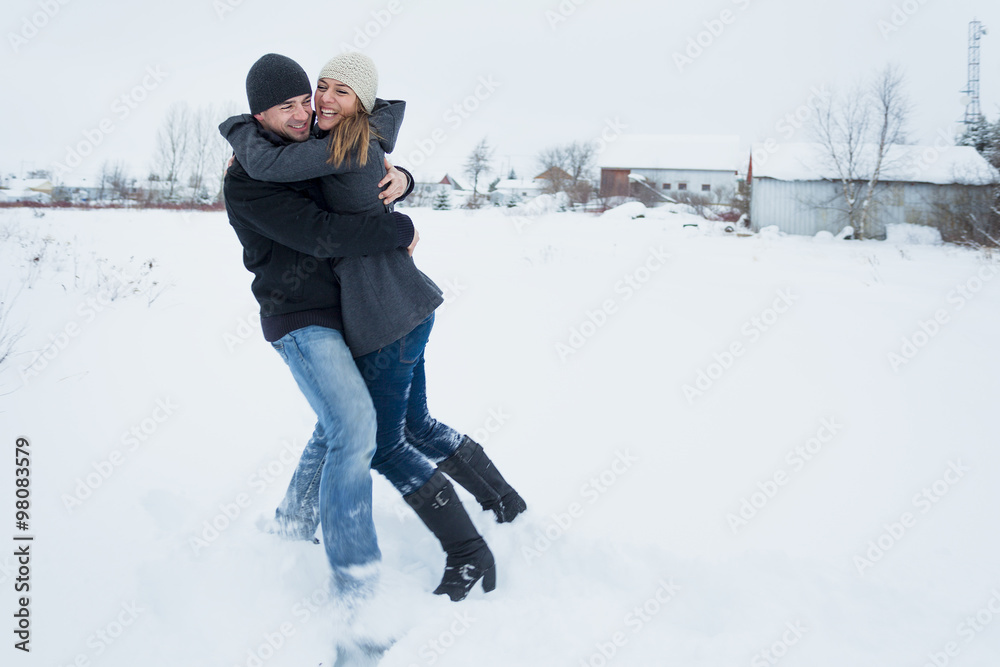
[254,93,313,142]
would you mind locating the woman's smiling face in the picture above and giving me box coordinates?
[314,78,359,131]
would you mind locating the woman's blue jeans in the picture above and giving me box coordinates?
[356,313,465,496]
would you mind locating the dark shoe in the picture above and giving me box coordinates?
[437,436,527,523]
[405,471,496,601]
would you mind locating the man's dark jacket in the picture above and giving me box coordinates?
[221,102,442,356]
[223,158,413,342]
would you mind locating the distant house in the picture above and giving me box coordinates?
[410,173,471,207]
[0,178,53,204]
[437,173,467,191]
[415,173,466,195]
[598,135,741,199]
[52,176,103,204]
[748,142,998,239]
[490,178,543,206]
[534,166,572,189]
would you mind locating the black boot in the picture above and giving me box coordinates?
[404,471,496,602]
[437,436,527,523]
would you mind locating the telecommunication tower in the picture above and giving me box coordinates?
[962,19,987,126]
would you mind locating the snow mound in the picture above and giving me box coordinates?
[885,223,943,246]
[600,201,649,219]
[507,192,570,216]
[758,224,785,240]
[814,230,835,243]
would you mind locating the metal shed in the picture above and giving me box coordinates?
[749,143,997,239]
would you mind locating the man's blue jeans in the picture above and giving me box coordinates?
[275,315,465,542]
[357,313,465,496]
[270,326,381,598]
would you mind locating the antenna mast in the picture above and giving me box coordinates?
[963,19,987,126]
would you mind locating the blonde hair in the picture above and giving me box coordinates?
[326,105,381,169]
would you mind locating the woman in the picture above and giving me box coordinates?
[221,52,525,602]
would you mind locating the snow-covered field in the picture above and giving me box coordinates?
[1,203,998,667]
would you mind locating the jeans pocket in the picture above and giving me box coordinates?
[271,340,287,362]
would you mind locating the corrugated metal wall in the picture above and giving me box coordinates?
[750,179,848,235]
[750,178,994,239]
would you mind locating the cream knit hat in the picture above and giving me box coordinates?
[318,52,378,114]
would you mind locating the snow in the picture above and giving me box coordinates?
[751,142,999,186]
[758,224,785,240]
[2,205,1000,666]
[886,223,944,246]
[0,189,50,203]
[504,192,569,215]
[599,201,649,219]
[598,135,742,172]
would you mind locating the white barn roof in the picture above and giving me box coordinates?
[751,142,997,186]
[494,178,542,192]
[599,135,741,172]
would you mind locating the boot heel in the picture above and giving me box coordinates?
[481,565,496,593]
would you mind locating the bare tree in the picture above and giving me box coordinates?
[154,102,191,202]
[536,141,596,205]
[812,65,910,239]
[464,137,494,208]
[566,141,596,205]
[187,105,217,203]
[536,145,572,194]
[105,161,132,202]
[209,101,241,202]
[858,65,909,237]
[188,101,242,203]
[565,141,596,183]
[98,160,113,202]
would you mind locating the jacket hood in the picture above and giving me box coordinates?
[369,99,405,154]
[218,113,249,139]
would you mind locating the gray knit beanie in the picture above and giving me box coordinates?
[317,52,378,114]
[246,54,312,115]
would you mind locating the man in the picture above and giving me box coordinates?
[221,53,415,606]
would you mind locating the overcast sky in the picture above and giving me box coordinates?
[3,0,999,185]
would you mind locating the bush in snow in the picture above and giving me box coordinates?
[0,291,24,372]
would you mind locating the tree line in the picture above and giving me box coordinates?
[21,102,235,207]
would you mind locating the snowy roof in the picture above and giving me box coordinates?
[751,142,998,186]
[599,135,741,172]
[436,173,469,190]
[5,178,53,192]
[534,166,572,181]
[494,178,542,192]
[56,176,100,189]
